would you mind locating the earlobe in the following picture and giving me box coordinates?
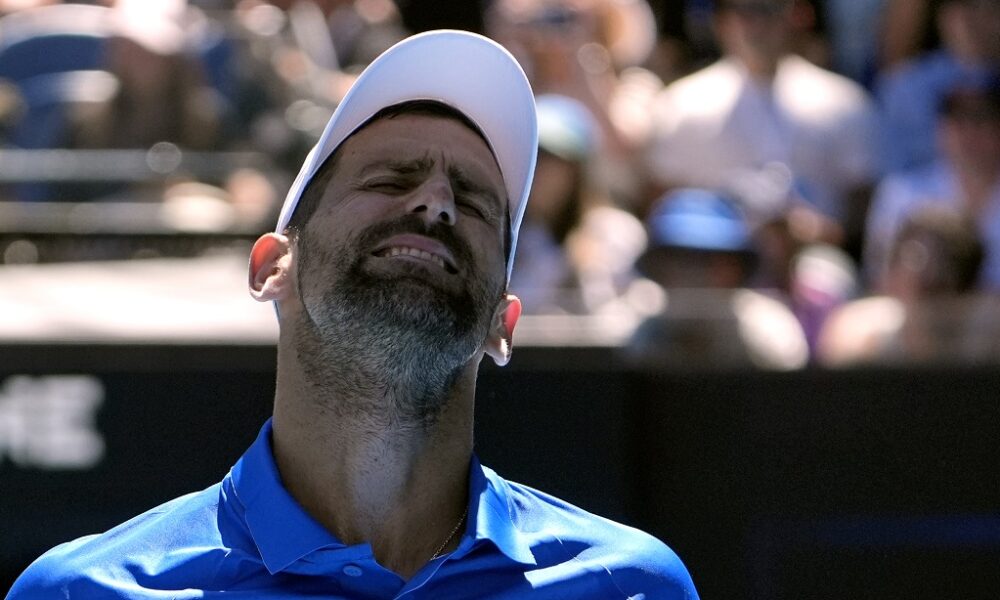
[485,294,522,367]
[249,233,294,303]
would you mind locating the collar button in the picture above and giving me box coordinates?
[342,564,364,577]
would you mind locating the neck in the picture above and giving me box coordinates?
[270,316,478,579]
[742,55,781,80]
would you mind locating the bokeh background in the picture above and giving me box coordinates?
[2,0,1000,597]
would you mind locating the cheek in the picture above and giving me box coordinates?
[466,223,508,285]
[481,232,509,280]
[313,193,394,241]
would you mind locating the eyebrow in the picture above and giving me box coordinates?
[361,157,434,177]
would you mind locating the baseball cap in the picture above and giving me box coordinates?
[645,188,752,253]
[536,94,600,161]
[275,29,538,283]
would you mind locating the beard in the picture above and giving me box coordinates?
[292,214,504,429]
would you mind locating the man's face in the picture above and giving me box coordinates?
[715,0,793,64]
[294,113,509,369]
[939,94,1000,174]
[943,0,1000,61]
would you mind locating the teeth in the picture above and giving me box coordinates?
[383,246,446,269]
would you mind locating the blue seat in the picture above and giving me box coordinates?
[0,4,113,155]
[0,4,111,83]
[2,69,119,200]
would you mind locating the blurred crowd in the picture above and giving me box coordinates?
[2,0,1000,368]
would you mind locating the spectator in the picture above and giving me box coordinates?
[823,0,888,84]
[73,0,224,151]
[787,242,859,356]
[881,206,983,302]
[644,0,879,246]
[819,206,989,365]
[511,94,646,313]
[226,0,408,163]
[625,188,808,370]
[865,77,1000,289]
[486,0,663,208]
[876,0,1000,173]
[877,0,936,70]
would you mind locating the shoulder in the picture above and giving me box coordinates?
[817,296,906,366]
[779,56,874,115]
[876,52,954,100]
[8,484,227,599]
[732,290,809,371]
[652,60,742,123]
[502,479,699,598]
[667,59,737,94]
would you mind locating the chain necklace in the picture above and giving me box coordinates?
[430,507,468,560]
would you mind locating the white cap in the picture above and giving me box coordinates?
[276,30,538,283]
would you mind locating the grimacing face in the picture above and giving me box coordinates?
[292,114,510,378]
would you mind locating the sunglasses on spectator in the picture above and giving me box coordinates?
[527,6,582,29]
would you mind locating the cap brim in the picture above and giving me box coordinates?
[276,30,537,283]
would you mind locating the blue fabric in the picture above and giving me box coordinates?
[876,51,998,174]
[8,420,698,599]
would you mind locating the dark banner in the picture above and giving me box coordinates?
[3,344,1000,598]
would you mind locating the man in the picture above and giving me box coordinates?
[865,77,1000,290]
[626,188,808,371]
[876,0,1000,173]
[645,0,878,236]
[8,31,698,598]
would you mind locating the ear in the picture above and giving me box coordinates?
[484,293,522,367]
[249,233,294,303]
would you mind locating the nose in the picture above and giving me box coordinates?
[406,174,456,226]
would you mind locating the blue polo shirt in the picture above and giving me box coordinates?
[8,420,698,599]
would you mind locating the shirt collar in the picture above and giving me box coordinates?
[464,455,537,566]
[230,419,343,574]
[229,419,536,573]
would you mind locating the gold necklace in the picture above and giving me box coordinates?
[430,507,468,560]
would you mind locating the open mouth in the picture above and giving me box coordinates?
[373,245,459,274]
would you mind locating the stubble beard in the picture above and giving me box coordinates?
[293,216,503,431]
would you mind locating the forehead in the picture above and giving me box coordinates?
[338,114,505,185]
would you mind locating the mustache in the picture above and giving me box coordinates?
[355,214,474,269]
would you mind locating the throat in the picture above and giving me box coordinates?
[271,396,474,579]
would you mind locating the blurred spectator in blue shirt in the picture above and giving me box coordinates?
[876,0,1000,173]
[820,205,989,365]
[866,76,1000,289]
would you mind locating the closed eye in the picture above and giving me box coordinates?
[366,179,411,193]
[457,199,486,219]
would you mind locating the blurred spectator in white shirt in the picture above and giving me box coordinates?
[645,0,879,252]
